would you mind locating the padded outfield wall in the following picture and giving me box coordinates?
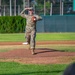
[36,16,75,32]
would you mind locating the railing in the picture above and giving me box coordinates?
[0,2,75,16]
[0,5,22,16]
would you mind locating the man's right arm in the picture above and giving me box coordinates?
[20,7,33,18]
[20,8,28,18]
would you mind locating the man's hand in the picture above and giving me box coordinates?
[31,16,37,22]
[24,7,33,10]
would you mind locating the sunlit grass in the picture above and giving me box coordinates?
[0,44,75,52]
[0,62,67,75]
[0,33,75,41]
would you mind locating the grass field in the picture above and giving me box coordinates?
[0,62,68,75]
[0,33,75,52]
[0,44,75,52]
[0,33,75,41]
[0,33,75,75]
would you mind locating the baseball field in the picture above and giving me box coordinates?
[0,33,75,75]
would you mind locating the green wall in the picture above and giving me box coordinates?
[36,16,75,32]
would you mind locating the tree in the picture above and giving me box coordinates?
[36,0,44,5]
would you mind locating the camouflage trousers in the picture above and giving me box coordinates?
[25,30,36,49]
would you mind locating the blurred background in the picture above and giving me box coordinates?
[0,0,75,16]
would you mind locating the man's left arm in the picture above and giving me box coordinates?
[35,15,42,21]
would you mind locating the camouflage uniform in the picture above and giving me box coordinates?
[20,9,42,50]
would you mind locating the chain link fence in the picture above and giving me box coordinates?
[1,5,24,16]
[0,0,75,16]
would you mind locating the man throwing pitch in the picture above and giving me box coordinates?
[20,7,42,55]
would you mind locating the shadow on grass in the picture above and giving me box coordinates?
[35,48,64,54]
[0,70,63,75]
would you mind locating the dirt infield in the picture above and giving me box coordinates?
[0,41,75,64]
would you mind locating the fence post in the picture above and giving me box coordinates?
[62,1,64,15]
[10,0,12,16]
[44,0,46,16]
[50,3,52,16]
[3,5,5,16]
[60,0,63,16]
[0,0,1,16]
[18,5,20,15]
[28,0,30,7]
[23,0,25,8]
[14,0,16,16]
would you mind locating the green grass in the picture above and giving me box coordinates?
[0,33,75,41]
[50,46,75,52]
[36,33,75,41]
[0,33,24,42]
[0,49,11,52]
[0,62,67,75]
[37,45,75,52]
[0,33,75,75]
[0,33,75,52]
[0,45,75,52]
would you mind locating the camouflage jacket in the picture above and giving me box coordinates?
[20,12,42,32]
